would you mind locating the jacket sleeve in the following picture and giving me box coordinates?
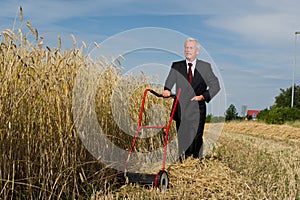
[201,63,220,103]
[164,63,177,91]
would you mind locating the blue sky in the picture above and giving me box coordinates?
[2,0,300,115]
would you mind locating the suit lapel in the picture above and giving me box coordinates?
[193,60,200,84]
[179,61,188,80]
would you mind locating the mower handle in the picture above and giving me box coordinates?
[149,89,176,98]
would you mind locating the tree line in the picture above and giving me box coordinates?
[225,85,300,124]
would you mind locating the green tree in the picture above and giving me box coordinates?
[258,85,300,124]
[257,107,300,124]
[275,85,300,108]
[257,108,269,121]
[225,104,238,121]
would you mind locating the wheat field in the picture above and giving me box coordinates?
[0,13,173,199]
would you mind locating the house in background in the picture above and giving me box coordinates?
[247,110,260,120]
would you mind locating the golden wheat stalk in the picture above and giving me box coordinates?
[26,21,35,35]
[71,34,77,46]
[19,6,23,22]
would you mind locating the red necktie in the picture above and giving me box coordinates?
[188,63,193,84]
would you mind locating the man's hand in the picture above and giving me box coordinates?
[162,90,171,97]
[191,95,205,101]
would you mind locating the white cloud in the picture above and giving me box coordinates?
[207,13,299,46]
[204,0,300,47]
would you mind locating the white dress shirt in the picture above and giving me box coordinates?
[186,59,196,76]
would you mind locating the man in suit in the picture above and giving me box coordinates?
[162,38,220,159]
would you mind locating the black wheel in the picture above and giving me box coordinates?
[157,170,169,191]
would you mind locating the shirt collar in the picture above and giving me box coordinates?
[186,59,197,67]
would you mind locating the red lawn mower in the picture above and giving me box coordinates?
[118,88,181,191]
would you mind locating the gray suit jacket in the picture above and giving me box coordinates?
[164,59,220,121]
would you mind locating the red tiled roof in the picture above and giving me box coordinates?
[247,110,260,117]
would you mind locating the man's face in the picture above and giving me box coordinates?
[184,41,199,61]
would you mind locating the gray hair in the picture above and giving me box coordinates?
[184,37,200,50]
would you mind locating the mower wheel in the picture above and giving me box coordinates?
[157,170,169,191]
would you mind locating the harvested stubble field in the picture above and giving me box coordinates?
[94,121,300,199]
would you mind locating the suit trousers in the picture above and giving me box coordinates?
[176,104,206,159]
